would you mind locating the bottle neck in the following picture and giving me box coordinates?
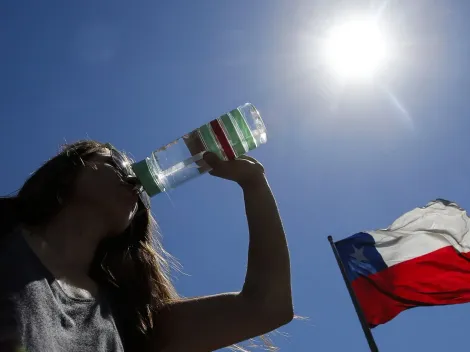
[131,158,164,197]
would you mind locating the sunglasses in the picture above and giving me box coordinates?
[104,143,151,210]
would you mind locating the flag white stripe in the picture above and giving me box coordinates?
[365,200,470,268]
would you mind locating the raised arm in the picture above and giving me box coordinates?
[152,154,293,352]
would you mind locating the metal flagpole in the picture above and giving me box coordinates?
[328,235,379,352]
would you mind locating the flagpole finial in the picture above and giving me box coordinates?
[327,235,334,243]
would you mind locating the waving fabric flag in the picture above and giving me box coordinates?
[335,199,470,327]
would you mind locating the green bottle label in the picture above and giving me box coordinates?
[219,114,247,157]
[229,108,257,151]
[198,124,226,160]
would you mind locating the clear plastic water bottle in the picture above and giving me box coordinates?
[131,103,267,196]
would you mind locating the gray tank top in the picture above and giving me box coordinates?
[0,230,125,352]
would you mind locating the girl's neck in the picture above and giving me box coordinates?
[22,203,109,288]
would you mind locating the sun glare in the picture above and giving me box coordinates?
[323,17,388,80]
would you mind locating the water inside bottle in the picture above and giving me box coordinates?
[152,130,210,190]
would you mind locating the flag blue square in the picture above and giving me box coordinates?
[335,232,388,282]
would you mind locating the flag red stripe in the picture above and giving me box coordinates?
[353,245,470,327]
[210,119,236,160]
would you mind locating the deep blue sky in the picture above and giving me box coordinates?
[2,1,470,351]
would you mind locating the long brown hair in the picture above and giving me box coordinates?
[0,140,179,351]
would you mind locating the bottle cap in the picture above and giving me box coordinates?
[131,159,163,197]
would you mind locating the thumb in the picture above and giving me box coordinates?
[203,152,223,169]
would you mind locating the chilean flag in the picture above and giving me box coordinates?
[335,199,470,327]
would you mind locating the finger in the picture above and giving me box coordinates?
[203,152,224,169]
[237,155,259,163]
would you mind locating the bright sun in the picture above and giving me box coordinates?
[323,17,388,80]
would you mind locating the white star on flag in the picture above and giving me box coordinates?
[351,245,368,262]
